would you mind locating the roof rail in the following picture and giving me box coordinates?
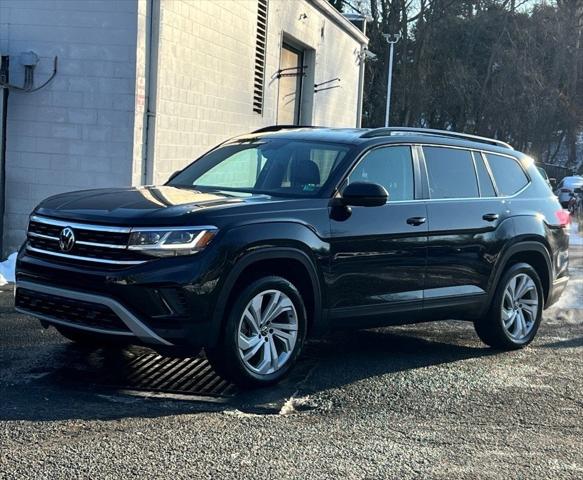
[360,127,513,150]
[252,125,321,134]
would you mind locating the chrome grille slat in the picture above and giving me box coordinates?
[30,215,131,233]
[25,246,147,265]
[26,215,149,267]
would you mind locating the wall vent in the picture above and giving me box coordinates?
[253,0,268,114]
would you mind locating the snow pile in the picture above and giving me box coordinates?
[570,220,583,246]
[0,252,16,286]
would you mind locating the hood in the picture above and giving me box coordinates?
[34,186,289,226]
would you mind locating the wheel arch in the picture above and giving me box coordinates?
[211,247,324,343]
[489,241,552,307]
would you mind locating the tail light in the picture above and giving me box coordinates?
[555,210,571,228]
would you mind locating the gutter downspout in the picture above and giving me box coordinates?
[356,21,367,128]
[0,56,9,255]
[142,0,160,185]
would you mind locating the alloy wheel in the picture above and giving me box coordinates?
[237,289,298,375]
[501,272,539,342]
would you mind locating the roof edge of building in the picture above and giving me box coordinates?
[308,0,369,45]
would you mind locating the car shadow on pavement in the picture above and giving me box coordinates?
[1,321,494,422]
[299,323,496,393]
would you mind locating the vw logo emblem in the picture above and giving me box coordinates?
[58,227,76,252]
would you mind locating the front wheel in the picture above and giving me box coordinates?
[206,276,307,388]
[474,263,543,350]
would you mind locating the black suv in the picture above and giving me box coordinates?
[15,127,570,387]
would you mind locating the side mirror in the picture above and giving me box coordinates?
[341,182,388,207]
[168,170,181,182]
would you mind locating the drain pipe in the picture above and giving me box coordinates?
[0,55,9,255]
[141,0,160,185]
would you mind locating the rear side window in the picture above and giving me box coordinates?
[423,147,478,199]
[347,146,414,201]
[485,153,529,196]
[473,153,496,197]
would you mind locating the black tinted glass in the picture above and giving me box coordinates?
[474,153,497,197]
[485,153,529,196]
[424,147,478,199]
[347,146,414,201]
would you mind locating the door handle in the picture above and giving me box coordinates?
[407,216,426,226]
[482,213,499,222]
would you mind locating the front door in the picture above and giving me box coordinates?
[277,44,304,125]
[328,145,428,326]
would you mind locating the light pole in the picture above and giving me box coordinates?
[383,33,401,127]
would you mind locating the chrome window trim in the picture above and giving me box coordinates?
[481,150,532,195]
[335,142,530,203]
[417,144,531,201]
[338,143,417,202]
[30,215,132,233]
[15,280,172,346]
[25,246,147,265]
[478,151,501,196]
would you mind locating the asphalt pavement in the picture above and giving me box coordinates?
[1,236,582,479]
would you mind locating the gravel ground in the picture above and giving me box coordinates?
[1,243,582,479]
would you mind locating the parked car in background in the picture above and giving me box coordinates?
[14,127,570,387]
[556,175,583,208]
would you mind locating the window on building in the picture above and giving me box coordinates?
[253,0,269,114]
[473,152,497,197]
[485,153,529,196]
[347,146,414,201]
[424,147,479,199]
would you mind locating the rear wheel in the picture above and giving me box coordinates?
[206,276,307,388]
[474,263,543,349]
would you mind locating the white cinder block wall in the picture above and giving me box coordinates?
[1,0,367,253]
[0,0,139,253]
[148,0,367,184]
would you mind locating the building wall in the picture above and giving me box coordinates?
[0,0,138,253]
[148,0,366,184]
[0,0,367,253]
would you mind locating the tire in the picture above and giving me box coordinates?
[206,276,307,388]
[54,324,128,347]
[474,263,543,350]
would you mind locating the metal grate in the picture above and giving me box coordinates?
[253,0,268,114]
[101,353,238,397]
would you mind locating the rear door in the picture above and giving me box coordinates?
[328,145,428,326]
[420,146,511,314]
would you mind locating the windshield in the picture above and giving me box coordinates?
[168,139,352,197]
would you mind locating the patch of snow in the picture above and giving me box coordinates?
[223,409,264,418]
[279,394,314,415]
[569,220,583,246]
[0,252,17,286]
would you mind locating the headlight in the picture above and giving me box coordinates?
[128,227,218,257]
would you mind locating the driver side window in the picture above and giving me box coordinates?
[347,146,414,201]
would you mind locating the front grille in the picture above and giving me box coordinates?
[15,288,130,333]
[26,216,149,267]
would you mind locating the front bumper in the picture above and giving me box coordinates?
[15,280,172,346]
[15,245,225,349]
